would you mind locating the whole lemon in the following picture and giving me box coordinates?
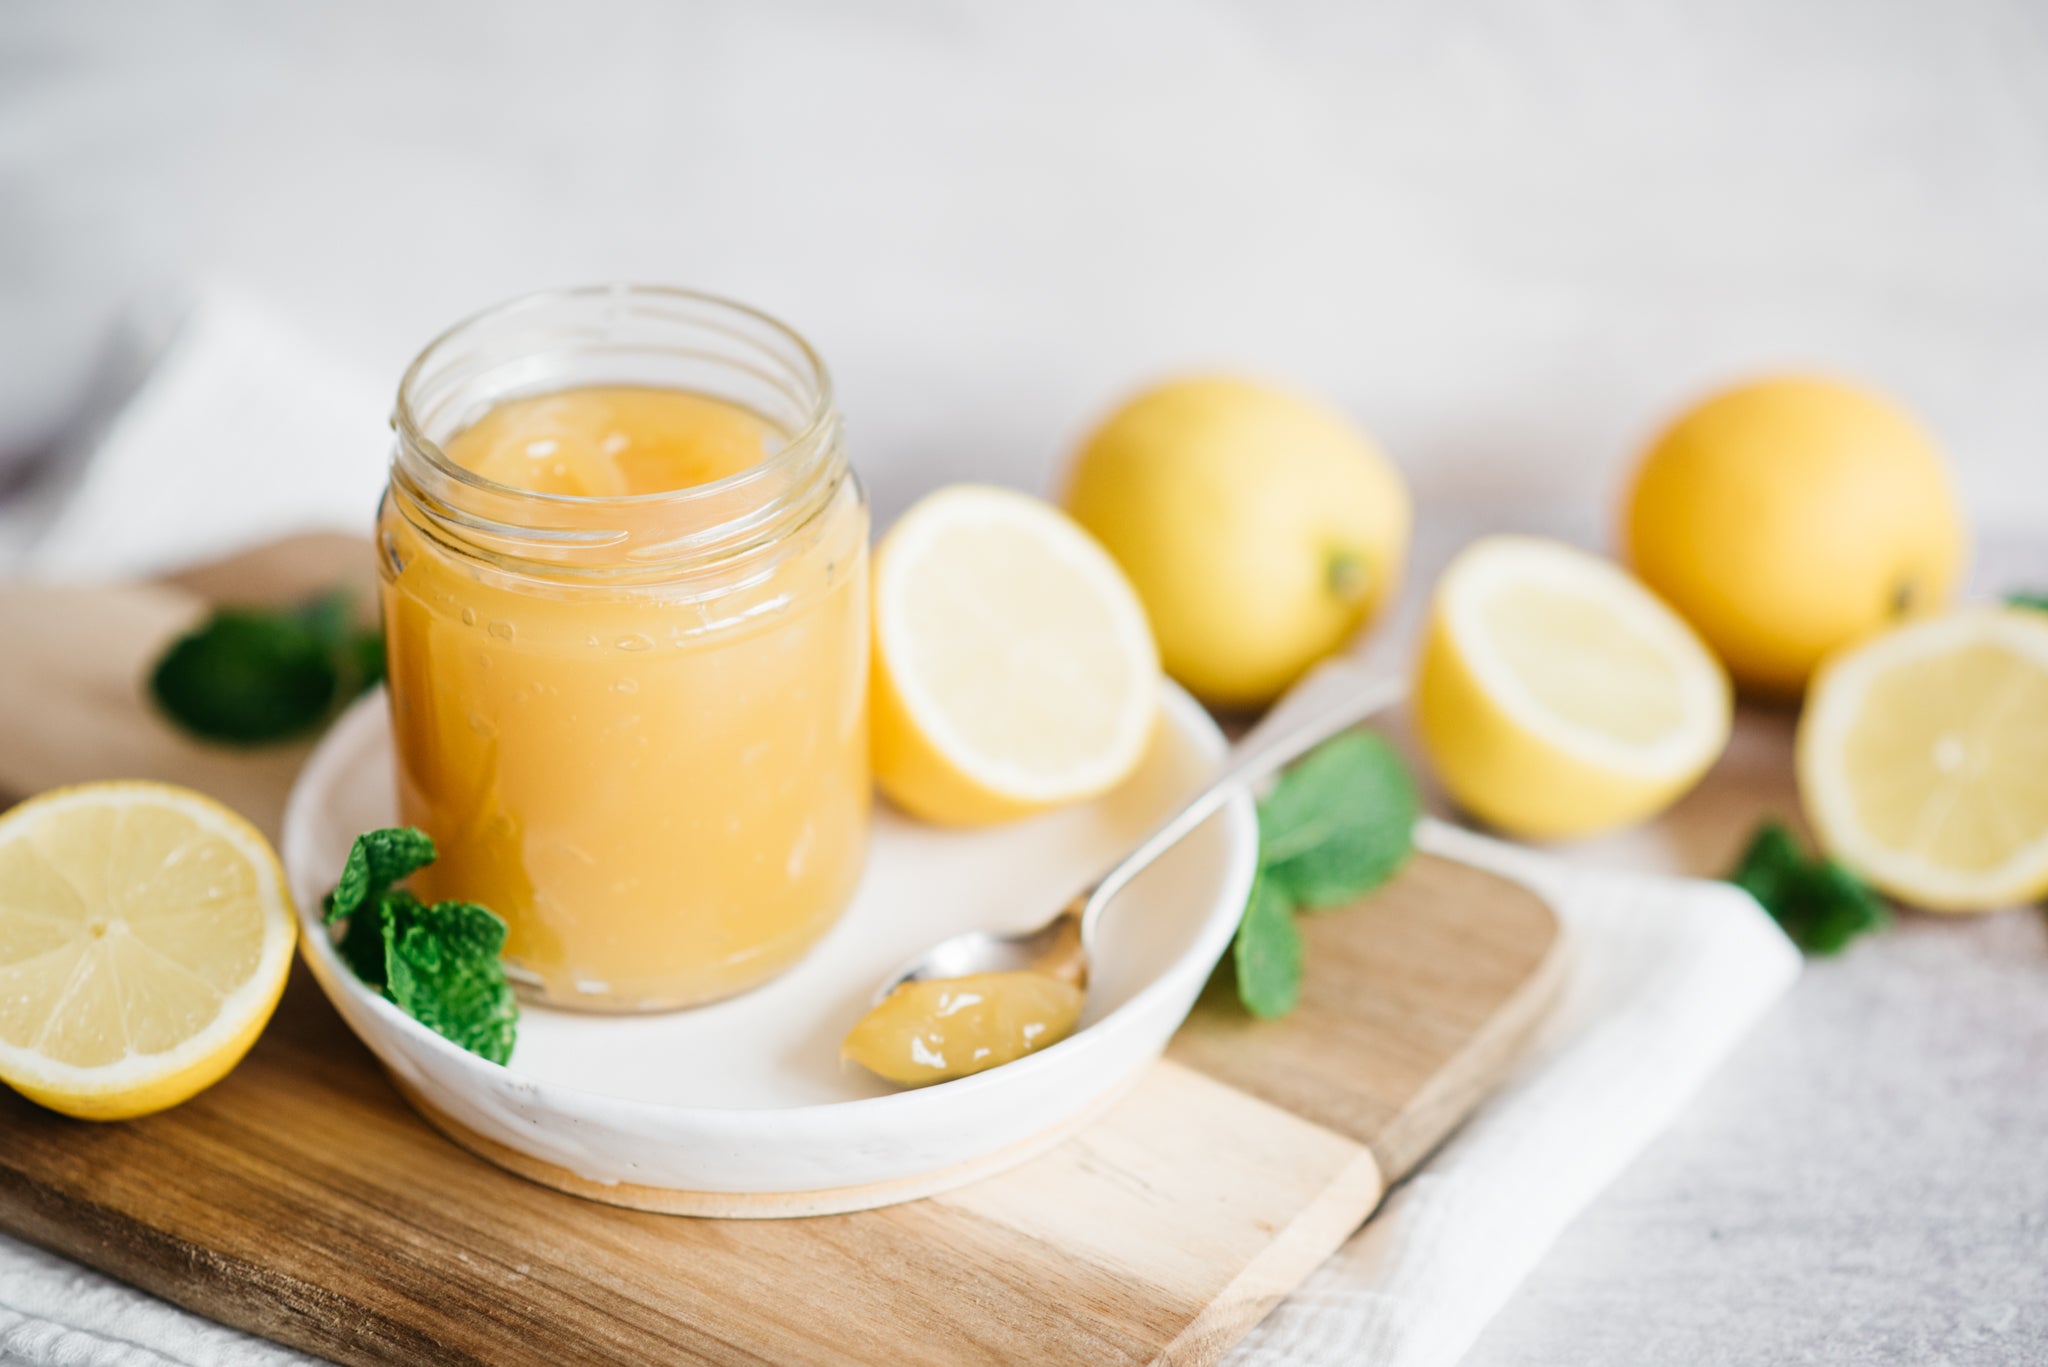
[1622,375,1966,697]
[1062,376,1411,708]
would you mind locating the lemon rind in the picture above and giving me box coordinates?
[0,781,298,1102]
[875,485,1159,804]
[1440,535,1731,781]
[1799,608,2048,911]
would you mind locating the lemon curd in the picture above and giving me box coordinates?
[841,971,1084,1086]
[380,288,868,1011]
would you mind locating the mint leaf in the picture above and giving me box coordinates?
[149,590,384,746]
[2006,591,2048,615]
[297,590,386,695]
[326,829,435,991]
[1728,820,1889,955]
[1231,870,1303,1020]
[321,826,517,1063]
[1223,728,1420,1019]
[150,610,339,744]
[1258,731,1418,909]
[336,891,401,989]
[323,827,437,925]
[384,897,517,1065]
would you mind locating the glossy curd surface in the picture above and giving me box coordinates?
[841,971,1085,1086]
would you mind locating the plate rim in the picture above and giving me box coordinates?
[281,681,1257,1126]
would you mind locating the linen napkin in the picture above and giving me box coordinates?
[21,290,389,584]
[0,292,1801,1367]
[1227,820,1798,1366]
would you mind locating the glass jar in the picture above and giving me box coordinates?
[379,285,869,1012]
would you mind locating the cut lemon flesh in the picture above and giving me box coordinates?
[0,782,296,1119]
[1415,536,1732,838]
[872,485,1161,825]
[1799,608,2048,911]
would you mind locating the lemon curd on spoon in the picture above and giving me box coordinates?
[379,288,868,1012]
[843,971,1084,1086]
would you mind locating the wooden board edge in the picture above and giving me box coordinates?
[0,1162,469,1367]
[1367,893,1570,1183]
[1153,1142,1385,1367]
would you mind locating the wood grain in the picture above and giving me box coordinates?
[0,533,369,841]
[0,982,1392,1367]
[0,535,1566,1366]
[1172,854,1565,1180]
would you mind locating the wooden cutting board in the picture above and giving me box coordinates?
[0,537,1565,1367]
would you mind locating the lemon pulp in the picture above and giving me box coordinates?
[1800,609,2048,910]
[871,485,1159,825]
[1414,536,1731,839]
[0,782,296,1120]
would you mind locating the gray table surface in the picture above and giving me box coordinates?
[1469,909,2048,1367]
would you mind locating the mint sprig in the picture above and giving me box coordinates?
[2005,591,2048,615]
[1232,870,1304,1019]
[1258,731,1419,909]
[1228,730,1419,1018]
[150,590,384,746]
[323,827,517,1064]
[1727,820,1889,956]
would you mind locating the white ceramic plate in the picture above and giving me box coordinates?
[281,684,1257,1216]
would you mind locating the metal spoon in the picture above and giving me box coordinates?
[873,657,1407,1002]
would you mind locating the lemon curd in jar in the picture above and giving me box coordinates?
[379,289,869,1011]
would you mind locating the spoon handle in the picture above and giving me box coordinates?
[1080,659,1408,943]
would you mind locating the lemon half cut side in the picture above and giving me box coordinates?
[871,485,1161,826]
[1415,536,1733,839]
[0,781,297,1120]
[1799,608,2048,912]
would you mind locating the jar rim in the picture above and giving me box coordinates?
[392,282,836,512]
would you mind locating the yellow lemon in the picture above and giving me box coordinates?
[1624,375,1966,697]
[1415,536,1732,839]
[1798,608,2048,912]
[1062,376,1410,708]
[0,782,297,1120]
[871,485,1160,825]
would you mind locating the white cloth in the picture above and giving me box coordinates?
[1228,821,1799,1366]
[22,290,388,584]
[0,295,1801,1366]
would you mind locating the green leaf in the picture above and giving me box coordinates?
[1727,820,1890,955]
[335,891,396,989]
[320,826,517,1063]
[148,590,386,747]
[298,590,386,696]
[2005,591,2048,615]
[1258,731,1418,909]
[1231,870,1303,1020]
[150,610,341,744]
[294,590,356,652]
[348,630,387,692]
[383,897,517,1065]
[323,827,437,925]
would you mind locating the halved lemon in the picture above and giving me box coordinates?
[1799,608,2048,912]
[0,782,297,1120]
[871,485,1161,825]
[1414,535,1732,839]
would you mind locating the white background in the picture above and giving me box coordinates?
[4,0,2046,531]
[5,5,2048,1365]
